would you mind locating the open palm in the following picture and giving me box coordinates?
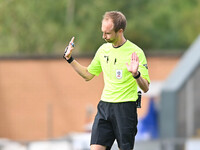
[126,52,139,76]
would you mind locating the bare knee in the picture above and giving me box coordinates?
[91,144,106,150]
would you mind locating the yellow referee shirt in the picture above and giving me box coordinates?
[87,40,150,103]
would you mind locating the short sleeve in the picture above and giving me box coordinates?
[87,49,102,76]
[138,50,150,84]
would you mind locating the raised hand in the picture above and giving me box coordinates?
[126,52,139,77]
[63,37,75,60]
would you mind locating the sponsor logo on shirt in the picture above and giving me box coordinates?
[116,70,122,79]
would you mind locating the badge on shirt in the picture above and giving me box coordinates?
[143,64,148,69]
[116,70,122,79]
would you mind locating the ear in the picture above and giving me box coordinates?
[118,28,124,33]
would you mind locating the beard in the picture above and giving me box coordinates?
[104,37,117,43]
[104,33,118,43]
[105,39,113,43]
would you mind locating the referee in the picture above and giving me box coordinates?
[64,11,150,150]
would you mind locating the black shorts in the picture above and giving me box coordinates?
[90,101,138,150]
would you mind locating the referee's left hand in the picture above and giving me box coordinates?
[126,52,139,77]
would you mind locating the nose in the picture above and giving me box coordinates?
[102,33,106,39]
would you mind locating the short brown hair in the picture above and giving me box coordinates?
[103,11,127,32]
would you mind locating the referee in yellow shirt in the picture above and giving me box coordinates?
[64,11,150,150]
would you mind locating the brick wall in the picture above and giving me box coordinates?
[0,56,179,141]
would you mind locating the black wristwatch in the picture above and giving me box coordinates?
[133,71,140,79]
[63,55,74,63]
